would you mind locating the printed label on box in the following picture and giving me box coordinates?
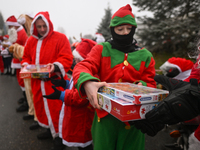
[20,64,50,79]
[97,92,159,122]
[98,83,168,104]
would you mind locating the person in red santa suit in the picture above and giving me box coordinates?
[1,35,12,75]
[21,11,73,150]
[0,35,4,75]
[6,15,29,112]
[44,38,97,150]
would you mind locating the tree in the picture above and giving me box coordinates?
[97,5,112,41]
[132,0,200,57]
[0,11,7,35]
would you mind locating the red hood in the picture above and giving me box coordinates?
[30,11,53,39]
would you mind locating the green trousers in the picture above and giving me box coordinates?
[92,112,145,150]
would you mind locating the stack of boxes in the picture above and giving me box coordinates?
[97,83,169,122]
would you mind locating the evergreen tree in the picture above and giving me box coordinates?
[97,5,112,41]
[133,0,200,57]
[0,11,7,35]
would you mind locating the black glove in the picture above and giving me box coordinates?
[145,75,200,125]
[166,67,180,78]
[51,74,69,89]
[129,119,165,137]
[43,86,61,99]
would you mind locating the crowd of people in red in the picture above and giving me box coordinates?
[1,4,200,150]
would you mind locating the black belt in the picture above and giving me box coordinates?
[40,78,51,82]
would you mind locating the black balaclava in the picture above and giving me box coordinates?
[110,26,136,53]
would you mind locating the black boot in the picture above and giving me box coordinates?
[16,91,29,112]
[37,129,52,140]
[23,114,34,120]
[16,102,28,112]
[29,121,40,130]
[51,137,65,150]
[17,91,26,104]
[78,144,93,150]
[17,97,25,104]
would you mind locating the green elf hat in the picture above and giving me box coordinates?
[109,4,137,28]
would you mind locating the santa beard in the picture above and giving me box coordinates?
[8,27,18,44]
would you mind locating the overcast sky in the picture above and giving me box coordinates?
[0,0,152,42]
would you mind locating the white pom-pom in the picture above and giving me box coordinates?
[17,17,26,25]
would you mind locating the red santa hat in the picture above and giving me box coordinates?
[6,15,21,26]
[3,35,9,40]
[160,57,194,80]
[166,57,194,72]
[72,38,97,61]
[71,42,80,48]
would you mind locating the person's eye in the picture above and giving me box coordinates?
[117,28,123,31]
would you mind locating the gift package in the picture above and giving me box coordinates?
[20,64,50,79]
[97,83,169,122]
[98,83,168,104]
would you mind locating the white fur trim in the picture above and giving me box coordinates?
[72,49,84,61]
[188,132,200,150]
[20,86,25,91]
[31,14,49,39]
[53,62,66,77]
[11,61,21,69]
[58,104,65,138]
[6,21,21,26]
[22,62,29,66]
[41,81,57,139]
[173,69,192,80]
[62,139,93,148]
[159,61,182,75]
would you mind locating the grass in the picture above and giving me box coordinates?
[152,52,174,69]
[152,52,175,75]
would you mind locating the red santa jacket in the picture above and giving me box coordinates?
[21,11,73,138]
[61,86,95,145]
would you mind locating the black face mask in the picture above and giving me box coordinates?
[109,26,136,53]
[111,26,136,46]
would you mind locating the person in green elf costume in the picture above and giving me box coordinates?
[73,4,158,150]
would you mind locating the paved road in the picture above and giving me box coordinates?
[0,74,175,150]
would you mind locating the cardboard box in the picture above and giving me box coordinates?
[98,83,168,105]
[20,64,50,79]
[97,92,159,122]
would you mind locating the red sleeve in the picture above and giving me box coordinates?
[141,57,157,88]
[64,86,89,107]
[21,37,32,65]
[52,33,73,76]
[72,44,103,96]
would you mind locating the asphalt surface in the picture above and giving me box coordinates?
[0,74,175,150]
